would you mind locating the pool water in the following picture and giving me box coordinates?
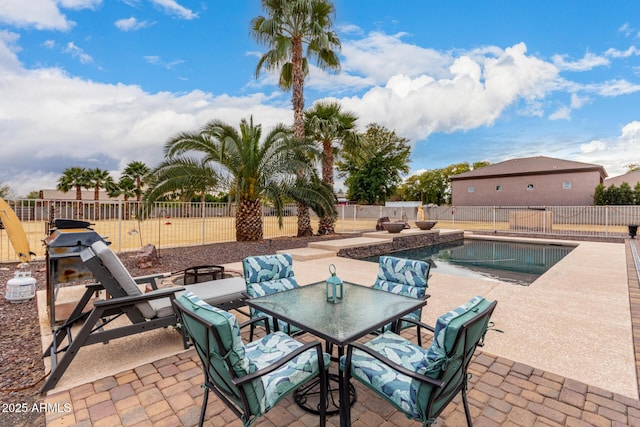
[363,239,574,286]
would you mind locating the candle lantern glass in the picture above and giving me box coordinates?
[325,264,343,303]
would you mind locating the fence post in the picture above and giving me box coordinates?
[117,200,122,252]
[605,205,609,237]
[492,206,496,232]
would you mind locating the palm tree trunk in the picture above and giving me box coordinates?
[292,36,314,237]
[318,140,335,235]
[236,199,263,241]
[296,201,313,237]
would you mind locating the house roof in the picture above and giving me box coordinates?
[605,170,640,187]
[450,156,608,181]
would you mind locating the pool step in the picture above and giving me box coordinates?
[277,247,336,261]
[308,236,393,251]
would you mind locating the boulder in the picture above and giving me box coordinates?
[136,244,158,269]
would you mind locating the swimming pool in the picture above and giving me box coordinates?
[363,239,575,285]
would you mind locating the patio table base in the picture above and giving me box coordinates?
[294,373,356,415]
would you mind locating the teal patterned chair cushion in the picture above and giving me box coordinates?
[243,254,301,334]
[339,331,430,419]
[244,332,330,413]
[373,256,430,331]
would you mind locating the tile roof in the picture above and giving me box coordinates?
[450,156,607,180]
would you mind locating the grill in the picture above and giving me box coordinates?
[44,219,110,325]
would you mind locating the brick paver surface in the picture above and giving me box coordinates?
[44,239,640,426]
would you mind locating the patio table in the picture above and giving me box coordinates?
[246,281,427,427]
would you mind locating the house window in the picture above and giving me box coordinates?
[468,186,474,193]
[527,184,534,190]
[496,185,502,191]
[563,182,571,189]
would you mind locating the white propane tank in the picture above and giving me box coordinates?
[5,269,36,303]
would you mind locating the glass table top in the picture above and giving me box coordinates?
[246,281,426,346]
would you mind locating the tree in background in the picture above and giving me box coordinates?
[57,167,90,218]
[338,123,411,205]
[396,161,490,205]
[122,161,150,202]
[107,176,137,220]
[251,0,341,236]
[594,182,640,205]
[0,183,15,199]
[85,167,115,220]
[304,101,358,234]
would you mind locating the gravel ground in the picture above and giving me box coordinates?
[0,234,350,427]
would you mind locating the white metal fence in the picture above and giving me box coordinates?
[1,200,638,263]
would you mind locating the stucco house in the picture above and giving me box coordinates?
[450,156,607,206]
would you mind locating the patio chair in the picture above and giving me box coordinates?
[41,240,187,394]
[173,291,329,427]
[373,255,431,345]
[341,296,498,426]
[242,254,302,340]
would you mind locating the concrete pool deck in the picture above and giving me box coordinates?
[39,232,640,425]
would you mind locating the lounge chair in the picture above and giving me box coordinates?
[173,291,329,427]
[341,296,498,426]
[373,255,431,345]
[242,254,302,340]
[40,240,246,394]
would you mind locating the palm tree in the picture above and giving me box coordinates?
[86,168,115,220]
[160,116,335,241]
[251,0,341,236]
[122,161,150,202]
[108,177,137,220]
[57,167,90,219]
[305,101,359,234]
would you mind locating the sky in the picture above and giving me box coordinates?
[1,0,639,198]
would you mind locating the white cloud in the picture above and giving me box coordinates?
[337,42,558,141]
[115,17,152,32]
[340,32,453,84]
[150,0,198,20]
[570,93,589,109]
[549,106,571,121]
[43,39,56,49]
[144,55,184,70]
[0,0,100,31]
[605,46,640,58]
[589,79,640,96]
[551,52,609,71]
[577,122,640,176]
[63,42,93,64]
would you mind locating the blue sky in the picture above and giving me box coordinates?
[1,0,639,197]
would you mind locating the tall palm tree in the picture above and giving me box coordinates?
[251,0,341,236]
[122,161,150,202]
[305,101,359,234]
[160,116,335,241]
[86,168,115,220]
[57,167,90,219]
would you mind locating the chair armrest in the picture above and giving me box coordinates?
[93,286,185,307]
[233,340,325,386]
[239,316,271,334]
[398,317,435,334]
[134,273,171,290]
[345,342,444,389]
